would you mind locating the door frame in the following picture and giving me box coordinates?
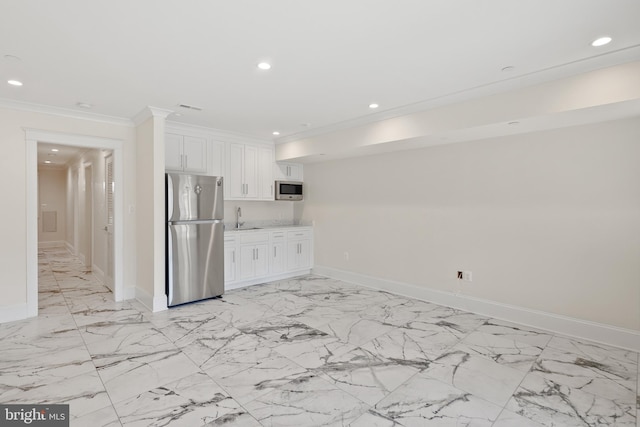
[25,129,125,317]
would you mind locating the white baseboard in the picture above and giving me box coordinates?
[135,286,168,313]
[92,264,105,284]
[225,269,312,291]
[38,241,65,249]
[123,286,136,300]
[0,303,30,323]
[313,265,640,352]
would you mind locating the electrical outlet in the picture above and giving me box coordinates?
[457,271,473,282]
[343,252,349,261]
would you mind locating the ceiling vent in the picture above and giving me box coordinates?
[178,103,203,111]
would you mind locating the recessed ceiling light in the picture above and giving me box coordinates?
[501,66,515,72]
[272,131,280,136]
[7,80,23,86]
[257,62,271,70]
[44,160,52,164]
[508,121,520,125]
[369,103,379,109]
[76,102,93,109]
[51,148,59,152]
[591,36,612,47]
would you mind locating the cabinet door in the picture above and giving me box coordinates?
[287,241,299,271]
[254,244,269,277]
[271,241,285,274]
[243,145,258,198]
[276,162,302,181]
[183,136,207,173]
[297,239,311,270]
[239,245,255,280]
[228,143,245,199]
[259,147,274,200]
[165,134,184,171]
[224,245,236,283]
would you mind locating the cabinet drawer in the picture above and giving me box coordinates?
[287,229,312,240]
[239,232,269,244]
[224,236,237,245]
[271,231,286,241]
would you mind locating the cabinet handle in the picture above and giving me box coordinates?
[180,154,184,169]
[185,156,188,170]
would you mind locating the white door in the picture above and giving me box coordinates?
[105,154,115,289]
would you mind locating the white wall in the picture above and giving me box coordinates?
[0,106,136,312]
[301,117,640,332]
[37,168,67,243]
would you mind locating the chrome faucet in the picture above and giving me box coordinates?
[235,206,244,229]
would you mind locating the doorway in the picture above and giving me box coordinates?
[26,129,125,317]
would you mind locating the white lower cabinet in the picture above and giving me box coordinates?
[270,231,286,274]
[224,236,237,283]
[238,232,269,281]
[224,227,313,289]
[287,229,312,271]
[240,244,268,280]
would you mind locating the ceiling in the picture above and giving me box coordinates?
[2,1,640,144]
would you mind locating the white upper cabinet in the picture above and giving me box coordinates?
[275,162,303,181]
[259,146,275,200]
[226,142,275,201]
[165,134,207,173]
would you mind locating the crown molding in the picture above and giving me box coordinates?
[0,98,134,127]
[132,106,174,126]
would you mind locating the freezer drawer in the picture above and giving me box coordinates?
[167,221,224,306]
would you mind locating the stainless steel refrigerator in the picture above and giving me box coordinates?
[166,173,224,306]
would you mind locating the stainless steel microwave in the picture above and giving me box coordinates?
[275,181,303,201]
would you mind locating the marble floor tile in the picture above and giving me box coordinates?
[476,318,553,347]
[0,371,112,419]
[202,410,262,427]
[531,345,636,405]
[71,405,122,427]
[421,348,527,407]
[5,248,636,427]
[316,347,420,406]
[206,355,308,405]
[492,409,545,427]
[506,372,636,426]
[114,372,241,427]
[455,329,545,372]
[365,375,503,426]
[243,374,369,427]
[318,315,396,347]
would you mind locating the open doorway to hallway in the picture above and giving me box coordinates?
[37,142,115,309]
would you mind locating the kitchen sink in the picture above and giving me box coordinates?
[235,227,262,231]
